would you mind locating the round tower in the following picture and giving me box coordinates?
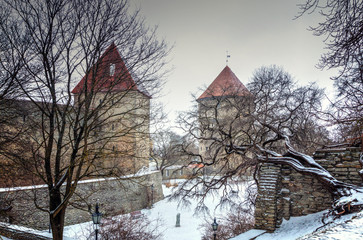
[197,66,253,175]
[72,43,151,174]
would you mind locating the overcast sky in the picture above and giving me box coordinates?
[132,0,337,125]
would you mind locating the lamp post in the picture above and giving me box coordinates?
[211,217,218,240]
[92,203,102,240]
[151,184,154,204]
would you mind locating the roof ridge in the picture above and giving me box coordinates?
[197,66,251,100]
[71,43,151,98]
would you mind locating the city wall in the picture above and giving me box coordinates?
[254,147,362,232]
[0,170,163,230]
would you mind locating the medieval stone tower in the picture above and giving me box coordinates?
[197,66,253,175]
[72,43,151,174]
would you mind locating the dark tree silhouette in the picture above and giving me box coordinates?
[0,0,169,239]
[174,66,330,212]
[297,0,363,142]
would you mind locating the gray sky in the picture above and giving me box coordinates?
[132,0,337,125]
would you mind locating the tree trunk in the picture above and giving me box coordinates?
[51,209,65,240]
[50,190,66,240]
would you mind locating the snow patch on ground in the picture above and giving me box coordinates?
[231,211,327,240]
[63,179,251,240]
[0,222,74,240]
[229,229,266,240]
[232,209,363,240]
[3,179,363,240]
[335,187,363,207]
[299,211,363,240]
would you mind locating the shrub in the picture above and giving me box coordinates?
[97,212,163,240]
[200,206,254,240]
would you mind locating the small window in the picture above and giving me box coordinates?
[112,124,114,130]
[99,99,102,105]
[22,115,26,122]
[180,169,183,176]
[112,146,115,151]
[110,63,115,76]
[166,170,169,177]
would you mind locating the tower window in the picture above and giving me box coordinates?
[110,63,115,76]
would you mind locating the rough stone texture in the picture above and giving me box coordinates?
[0,171,163,230]
[255,147,362,232]
[0,224,51,240]
[254,163,281,232]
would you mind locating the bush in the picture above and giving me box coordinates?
[97,212,163,240]
[200,206,254,240]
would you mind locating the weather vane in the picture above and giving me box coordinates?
[226,51,231,65]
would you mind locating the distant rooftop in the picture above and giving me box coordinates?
[72,43,150,98]
[197,66,251,101]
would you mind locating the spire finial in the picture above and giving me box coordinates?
[226,51,231,65]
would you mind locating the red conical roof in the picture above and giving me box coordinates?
[197,66,251,100]
[72,43,150,98]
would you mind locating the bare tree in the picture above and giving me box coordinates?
[0,6,33,186]
[151,129,185,176]
[174,66,329,211]
[0,0,169,239]
[247,66,330,155]
[297,0,363,142]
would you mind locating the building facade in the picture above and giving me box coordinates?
[0,43,159,229]
[197,66,254,175]
[71,43,151,174]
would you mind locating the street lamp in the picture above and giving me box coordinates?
[212,217,218,240]
[151,184,154,204]
[92,202,102,240]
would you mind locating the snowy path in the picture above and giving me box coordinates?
[232,210,363,240]
[64,180,251,240]
[299,211,363,240]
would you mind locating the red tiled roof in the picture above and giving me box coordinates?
[188,163,204,168]
[71,43,150,98]
[197,66,251,100]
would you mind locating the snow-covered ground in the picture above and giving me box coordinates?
[0,223,74,240]
[64,179,251,240]
[232,210,363,240]
[2,179,363,239]
[299,211,363,240]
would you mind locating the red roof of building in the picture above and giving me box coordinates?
[72,43,150,98]
[197,66,251,100]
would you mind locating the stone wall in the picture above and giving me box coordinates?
[0,224,52,240]
[0,171,163,230]
[255,147,362,232]
[254,163,281,232]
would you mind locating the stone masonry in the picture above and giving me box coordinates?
[0,171,163,230]
[255,147,362,232]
